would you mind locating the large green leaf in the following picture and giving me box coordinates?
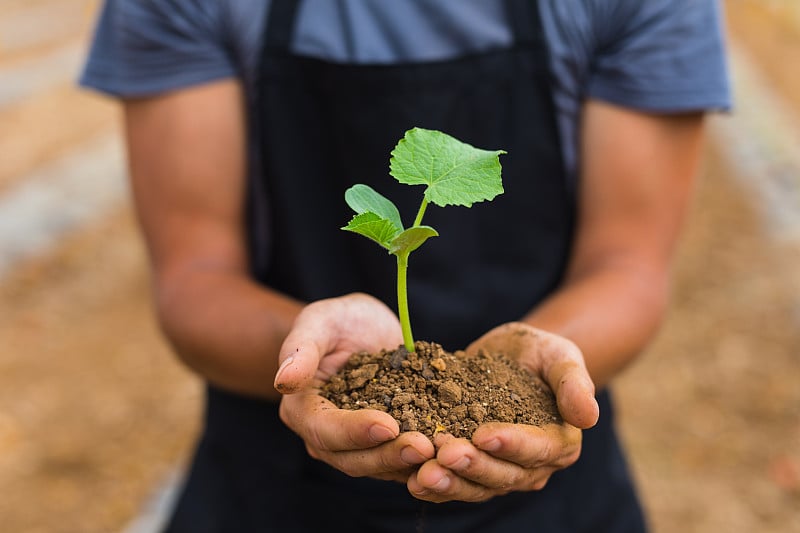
[341,212,401,250]
[344,184,404,230]
[389,127,506,208]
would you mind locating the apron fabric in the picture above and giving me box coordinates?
[164,0,647,531]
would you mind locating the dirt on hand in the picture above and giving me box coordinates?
[321,340,562,440]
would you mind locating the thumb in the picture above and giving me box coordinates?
[274,334,324,394]
[548,362,599,429]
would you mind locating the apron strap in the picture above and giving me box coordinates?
[504,0,545,49]
[264,0,300,53]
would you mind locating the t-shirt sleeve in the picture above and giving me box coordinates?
[79,0,237,98]
[587,0,731,112]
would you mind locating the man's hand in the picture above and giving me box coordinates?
[274,293,434,482]
[468,322,599,428]
[407,322,598,502]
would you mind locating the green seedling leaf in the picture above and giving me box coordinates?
[342,127,506,353]
[344,184,404,231]
[389,226,439,256]
[342,212,401,250]
[390,127,506,208]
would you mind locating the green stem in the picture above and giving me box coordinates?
[396,252,415,352]
[413,198,429,227]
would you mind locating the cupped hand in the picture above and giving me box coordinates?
[468,322,599,429]
[274,292,434,482]
[407,322,598,502]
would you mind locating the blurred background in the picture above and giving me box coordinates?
[0,1,798,532]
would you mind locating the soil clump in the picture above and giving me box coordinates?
[321,340,562,440]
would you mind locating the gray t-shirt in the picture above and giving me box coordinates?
[80,0,731,183]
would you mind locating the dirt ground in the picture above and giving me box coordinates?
[0,2,799,532]
[615,143,800,533]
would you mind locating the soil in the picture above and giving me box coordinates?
[321,341,561,440]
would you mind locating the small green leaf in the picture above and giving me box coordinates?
[342,212,401,249]
[344,184,404,230]
[390,127,506,208]
[389,226,439,256]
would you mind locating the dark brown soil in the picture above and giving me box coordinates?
[320,340,562,440]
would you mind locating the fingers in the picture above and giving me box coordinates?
[279,392,434,479]
[333,431,434,482]
[274,334,326,394]
[408,458,494,503]
[274,293,404,393]
[274,299,348,393]
[472,423,581,470]
[280,392,398,450]
[409,434,521,502]
[542,346,599,429]
[408,423,583,503]
[511,327,598,429]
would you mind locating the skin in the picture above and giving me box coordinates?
[124,77,705,504]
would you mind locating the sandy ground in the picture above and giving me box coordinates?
[0,1,798,532]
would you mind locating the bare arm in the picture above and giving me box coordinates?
[524,99,705,388]
[124,80,303,401]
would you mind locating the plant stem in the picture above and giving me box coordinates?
[413,198,429,227]
[397,197,431,353]
[396,252,415,352]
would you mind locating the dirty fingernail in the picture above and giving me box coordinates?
[274,356,294,383]
[369,424,396,443]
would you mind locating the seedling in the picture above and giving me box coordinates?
[342,127,505,352]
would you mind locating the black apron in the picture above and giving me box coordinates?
[165,1,648,531]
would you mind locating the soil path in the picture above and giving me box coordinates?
[0,2,798,532]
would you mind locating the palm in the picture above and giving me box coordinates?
[276,293,403,392]
[467,322,598,430]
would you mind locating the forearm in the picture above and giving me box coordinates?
[154,266,303,401]
[530,102,704,389]
[523,260,670,390]
[120,82,305,401]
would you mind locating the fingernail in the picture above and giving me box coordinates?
[369,425,396,443]
[401,446,426,465]
[477,438,501,452]
[274,356,294,382]
[448,457,470,471]
[432,475,451,492]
